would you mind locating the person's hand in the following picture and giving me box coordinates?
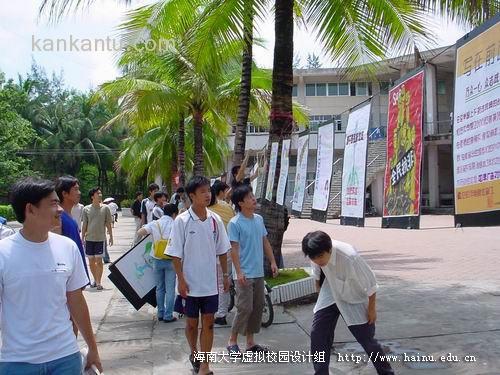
[270,263,279,278]
[223,275,230,292]
[237,272,247,287]
[367,306,377,324]
[178,278,189,298]
[85,348,103,373]
[109,236,113,246]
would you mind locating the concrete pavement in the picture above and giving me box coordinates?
[77,215,500,374]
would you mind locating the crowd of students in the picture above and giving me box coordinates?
[0,171,393,375]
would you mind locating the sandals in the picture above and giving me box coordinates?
[246,344,270,353]
[189,353,201,373]
[226,344,241,356]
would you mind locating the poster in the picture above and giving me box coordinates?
[251,162,259,194]
[312,123,335,211]
[383,70,424,219]
[453,17,500,219]
[276,139,291,205]
[341,102,371,219]
[265,142,279,201]
[292,134,310,213]
[113,235,155,299]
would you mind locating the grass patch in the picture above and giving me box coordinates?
[265,268,310,288]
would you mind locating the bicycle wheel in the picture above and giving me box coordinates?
[261,294,274,328]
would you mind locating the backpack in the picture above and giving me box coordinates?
[153,221,172,260]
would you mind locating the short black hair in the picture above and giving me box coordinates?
[55,175,78,203]
[302,231,333,259]
[89,187,101,199]
[10,177,56,223]
[186,176,210,198]
[231,184,253,212]
[135,191,143,198]
[163,203,179,217]
[148,183,160,193]
[153,191,164,202]
[176,187,185,194]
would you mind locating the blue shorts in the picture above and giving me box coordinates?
[0,352,81,375]
[185,294,218,318]
[85,241,104,257]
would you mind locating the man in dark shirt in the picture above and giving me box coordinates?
[131,191,143,244]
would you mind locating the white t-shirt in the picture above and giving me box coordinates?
[0,232,89,363]
[141,198,156,224]
[166,208,230,297]
[311,262,335,314]
[152,206,164,220]
[143,215,174,259]
[71,203,84,230]
[108,202,118,216]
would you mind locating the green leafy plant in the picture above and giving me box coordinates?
[265,268,310,288]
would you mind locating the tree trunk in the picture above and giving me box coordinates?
[232,1,254,168]
[178,115,186,186]
[193,110,204,176]
[260,0,294,274]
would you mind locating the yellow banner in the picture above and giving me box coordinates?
[455,180,500,214]
[456,22,500,77]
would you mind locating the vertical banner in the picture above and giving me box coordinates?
[265,142,279,201]
[312,122,335,222]
[382,69,424,229]
[276,139,291,205]
[251,162,259,194]
[292,133,310,215]
[453,15,500,227]
[341,102,371,226]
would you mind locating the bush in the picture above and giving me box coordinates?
[265,268,310,288]
[121,199,133,208]
[0,205,15,221]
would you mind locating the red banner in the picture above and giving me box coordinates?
[383,70,424,217]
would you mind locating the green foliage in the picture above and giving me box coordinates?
[306,53,322,69]
[0,205,15,221]
[265,268,310,288]
[120,199,133,208]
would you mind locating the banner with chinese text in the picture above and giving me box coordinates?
[292,134,310,214]
[453,15,500,226]
[265,142,279,201]
[312,122,335,221]
[382,69,424,228]
[276,139,291,205]
[341,102,371,225]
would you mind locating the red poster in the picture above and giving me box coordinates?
[383,70,424,217]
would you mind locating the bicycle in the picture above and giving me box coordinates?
[227,278,274,328]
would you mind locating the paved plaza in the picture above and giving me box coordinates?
[47,214,500,374]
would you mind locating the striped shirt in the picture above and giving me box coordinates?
[312,240,378,326]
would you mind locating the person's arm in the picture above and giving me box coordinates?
[235,152,250,183]
[105,207,113,246]
[172,257,189,298]
[81,210,88,244]
[218,253,230,292]
[230,241,246,286]
[263,236,278,277]
[66,289,102,372]
[140,200,147,226]
[137,227,149,238]
[368,293,377,324]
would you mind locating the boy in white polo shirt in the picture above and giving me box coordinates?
[167,176,231,375]
[0,178,102,374]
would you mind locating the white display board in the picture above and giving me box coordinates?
[276,139,291,205]
[292,134,310,212]
[312,123,335,211]
[265,142,279,201]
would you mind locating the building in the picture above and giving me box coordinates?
[227,46,456,217]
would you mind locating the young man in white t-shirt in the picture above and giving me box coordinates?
[141,183,160,225]
[136,203,178,323]
[0,177,102,374]
[167,176,231,375]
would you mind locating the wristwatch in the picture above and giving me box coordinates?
[223,273,230,277]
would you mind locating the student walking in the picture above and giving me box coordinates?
[302,231,394,375]
[0,178,102,374]
[136,204,179,323]
[152,192,168,221]
[82,187,113,290]
[226,185,278,354]
[131,191,144,244]
[208,181,235,326]
[141,183,160,226]
[167,176,231,375]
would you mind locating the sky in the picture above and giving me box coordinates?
[0,0,470,91]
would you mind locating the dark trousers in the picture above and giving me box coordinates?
[310,304,394,375]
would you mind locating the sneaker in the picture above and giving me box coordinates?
[214,317,227,326]
[96,285,104,290]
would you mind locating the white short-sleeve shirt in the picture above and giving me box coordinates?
[166,207,230,297]
[0,232,90,363]
[143,215,174,259]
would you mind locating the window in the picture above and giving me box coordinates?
[339,82,349,96]
[316,83,327,96]
[309,115,333,131]
[306,84,316,96]
[437,80,446,95]
[328,83,338,96]
[354,82,368,96]
[335,119,342,132]
[379,81,391,95]
[292,84,298,97]
[246,123,267,133]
